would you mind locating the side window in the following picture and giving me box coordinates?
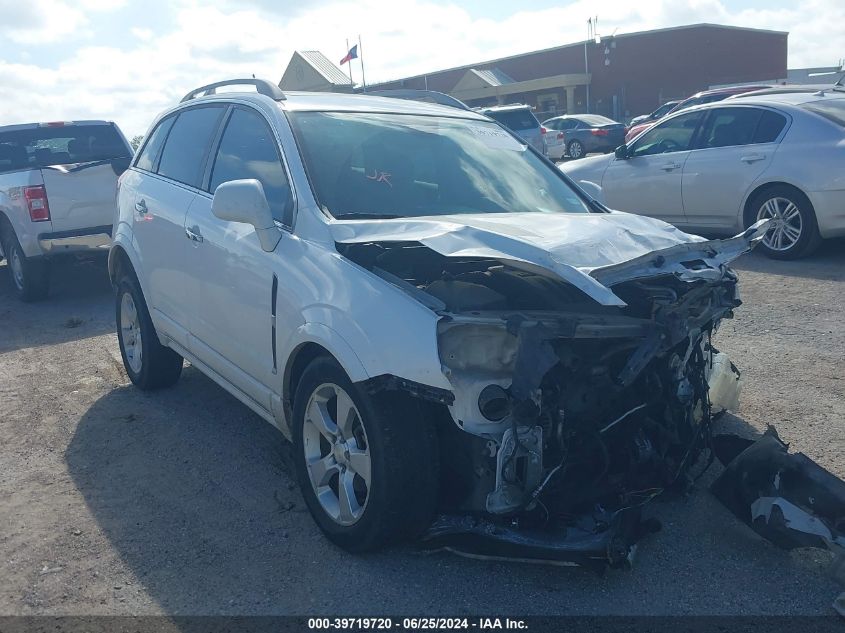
[562,119,578,130]
[698,107,762,149]
[753,110,788,144]
[630,111,704,157]
[135,116,174,172]
[157,106,224,188]
[210,108,294,225]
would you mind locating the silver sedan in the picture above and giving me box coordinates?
[561,91,845,259]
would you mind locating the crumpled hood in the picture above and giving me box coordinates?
[330,211,767,307]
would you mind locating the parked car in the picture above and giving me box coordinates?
[561,92,845,259]
[111,78,767,564]
[476,104,545,154]
[0,120,133,300]
[627,100,681,127]
[542,114,625,159]
[624,85,771,143]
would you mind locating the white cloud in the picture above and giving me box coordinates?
[131,27,153,41]
[0,0,87,44]
[0,0,842,137]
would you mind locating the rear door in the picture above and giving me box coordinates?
[129,105,226,346]
[601,110,705,224]
[183,105,295,409]
[681,106,788,231]
[30,123,132,233]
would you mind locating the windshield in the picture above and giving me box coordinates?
[289,112,591,219]
[0,124,130,174]
[653,102,677,118]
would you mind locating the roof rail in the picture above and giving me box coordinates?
[180,78,286,103]
[366,89,470,111]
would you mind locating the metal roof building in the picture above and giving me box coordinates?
[279,50,354,93]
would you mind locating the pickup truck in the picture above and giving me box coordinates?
[0,120,133,300]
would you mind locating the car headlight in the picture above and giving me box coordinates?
[438,323,518,373]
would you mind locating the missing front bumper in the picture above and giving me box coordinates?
[420,508,656,571]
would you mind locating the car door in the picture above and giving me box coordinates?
[681,107,788,231]
[183,105,295,411]
[129,105,225,347]
[601,110,705,225]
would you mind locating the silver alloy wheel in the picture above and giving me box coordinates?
[757,196,803,252]
[302,382,371,526]
[9,246,24,291]
[569,141,583,158]
[120,292,143,374]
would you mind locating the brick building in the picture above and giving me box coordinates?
[359,24,788,121]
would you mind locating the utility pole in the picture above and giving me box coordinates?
[585,16,600,114]
[585,19,591,113]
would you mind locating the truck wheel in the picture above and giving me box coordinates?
[116,275,183,389]
[292,356,438,552]
[1,231,50,302]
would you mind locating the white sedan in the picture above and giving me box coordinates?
[561,91,845,258]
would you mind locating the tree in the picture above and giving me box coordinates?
[130,135,144,151]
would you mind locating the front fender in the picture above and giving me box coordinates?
[286,321,370,384]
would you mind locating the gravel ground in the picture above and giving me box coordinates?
[0,242,843,617]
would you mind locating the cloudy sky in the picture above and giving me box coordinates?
[1,0,842,137]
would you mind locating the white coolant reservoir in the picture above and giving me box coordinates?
[708,352,743,413]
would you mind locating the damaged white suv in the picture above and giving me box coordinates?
[111,79,767,563]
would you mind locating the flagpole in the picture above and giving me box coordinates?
[345,38,355,88]
[358,34,367,91]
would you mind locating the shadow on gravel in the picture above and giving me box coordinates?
[0,257,114,353]
[65,368,839,616]
[732,238,845,282]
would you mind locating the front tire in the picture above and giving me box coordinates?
[567,139,585,159]
[749,185,821,260]
[1,231,50,302]
[116,275,183,389]
[292,356,438,552]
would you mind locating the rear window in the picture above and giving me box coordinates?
[578,115,617,126]
[753,110,788,143]
[0,124,130,174]
[802,99,845,127]
[485,109,539,131]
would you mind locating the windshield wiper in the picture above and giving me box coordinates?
[332,212,403,220]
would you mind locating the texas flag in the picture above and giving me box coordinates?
[340,44,358,66]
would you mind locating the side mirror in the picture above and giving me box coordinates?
[614,144,629,160]
[578,180,604,203]
[211,179,281,252]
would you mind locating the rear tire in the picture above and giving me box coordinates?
[747,185,821,260]
[116,275,183,389]
[567,139,585,159]
[292,356,438,552]
[1,230,50,302]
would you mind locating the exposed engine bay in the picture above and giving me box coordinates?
[341,238,746,566]
[338,223,844,597]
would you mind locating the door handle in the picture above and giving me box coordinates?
[185,226,203,243]
[134,199,148,214]
[740,154,766,163]
[661,162,681,171]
